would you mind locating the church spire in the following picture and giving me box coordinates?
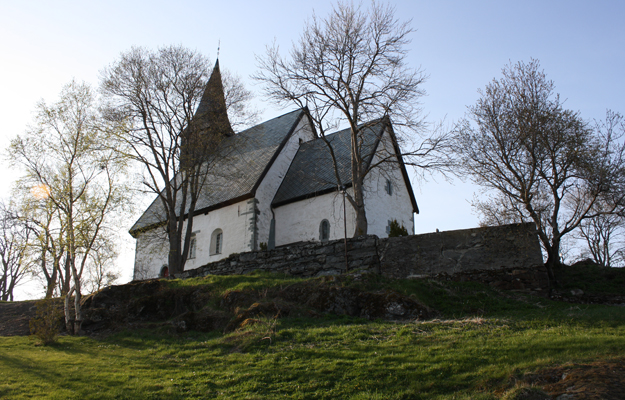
[193,59,234,137]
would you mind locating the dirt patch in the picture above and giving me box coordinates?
[513,358,625,399]
[0,301,38,336]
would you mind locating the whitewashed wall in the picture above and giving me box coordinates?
[362,129,416,236]
[181,199,257,270]
[274,188,356,245]
[133,228,170,280]
[273,128,416,245]
[133,198,255,279]
[255,118,315,247]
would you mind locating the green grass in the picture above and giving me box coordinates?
[2,272,625,399]
[166,270,305,294]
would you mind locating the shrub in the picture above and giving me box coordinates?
[388,219,409,237]
[29,298,64,345]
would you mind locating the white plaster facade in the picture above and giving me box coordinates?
[273,128,415,245]
[253,119,315,247]
[274,189,357,245]
[132,113,418,280]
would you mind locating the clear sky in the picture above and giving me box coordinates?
[1,0,624,297]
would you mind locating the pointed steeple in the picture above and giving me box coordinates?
[193,59,234,137]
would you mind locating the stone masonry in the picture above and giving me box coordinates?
[176,222,547,293]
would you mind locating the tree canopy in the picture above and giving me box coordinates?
[9,80,130,332]
[452,59,625,282]
[101,45,256,274]
[255,1,447,236]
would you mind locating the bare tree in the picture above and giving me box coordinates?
[82,236,119,293]
[255,1,447,236]
[452,60,625,284]
[9,81,130,333]
[0,202,34,301]
[577,209,625,267]
[101,45,255,274]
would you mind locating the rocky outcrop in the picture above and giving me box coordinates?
[80,276,435,334]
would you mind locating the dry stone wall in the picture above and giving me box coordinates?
[378,222,544,279]
[177,236,380,279]
[176,223,547,293]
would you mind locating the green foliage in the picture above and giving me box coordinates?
[388,219,408,237]
[28,298,63,345]
[259,242,268,251]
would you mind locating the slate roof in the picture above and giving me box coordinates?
[129,108,306,236]
[191,60,234,137]
[272,121,379,206]
[272,120,419,213]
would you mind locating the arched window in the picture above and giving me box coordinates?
[210,228,223,255]
[319,219,330,241]
[160,265,169,278]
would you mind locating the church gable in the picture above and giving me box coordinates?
[272,120,417,213]
[270,121,419,246]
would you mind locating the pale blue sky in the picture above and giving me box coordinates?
[1,0,624,293]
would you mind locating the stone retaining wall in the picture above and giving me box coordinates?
[177,235,380,279]
[177,223,547,293]
[378,222,544,279]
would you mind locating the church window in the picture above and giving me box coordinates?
[385,179,393,195]
[386,220,392,235]
[211,229,223,255]
[188,234,197,259]
[319,219,330,241]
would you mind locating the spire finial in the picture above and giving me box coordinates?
[217,40,220,59]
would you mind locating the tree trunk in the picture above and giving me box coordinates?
[73,285,82,335]
[544,241,561,290]
[45,262,58,299]
[64,287,75,334]
[351,133,368,237]
[168,230,183,276]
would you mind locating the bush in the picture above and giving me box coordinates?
[29,298,64,345]
[388,219,409,237]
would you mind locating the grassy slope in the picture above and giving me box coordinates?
[1,266,625,399]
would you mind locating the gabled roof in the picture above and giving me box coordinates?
[130,108,306,236]
[272,120,419,214]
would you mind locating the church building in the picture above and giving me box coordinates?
[130,61,419,280]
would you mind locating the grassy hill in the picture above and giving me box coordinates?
[1,263,625,399]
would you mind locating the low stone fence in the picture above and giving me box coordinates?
[378,222,544,279]
[177,235,380,279]
[177,222,547,293]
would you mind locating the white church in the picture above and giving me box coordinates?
[131,62,419,280]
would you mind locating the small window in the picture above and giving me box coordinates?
[386,220,392,235]
[160,265,169,278]
[385,179,393,195]
[319,219,330,241]
[188,234,197,259]
[210,229,223,255]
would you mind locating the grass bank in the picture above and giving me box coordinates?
[1,269,624,399]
